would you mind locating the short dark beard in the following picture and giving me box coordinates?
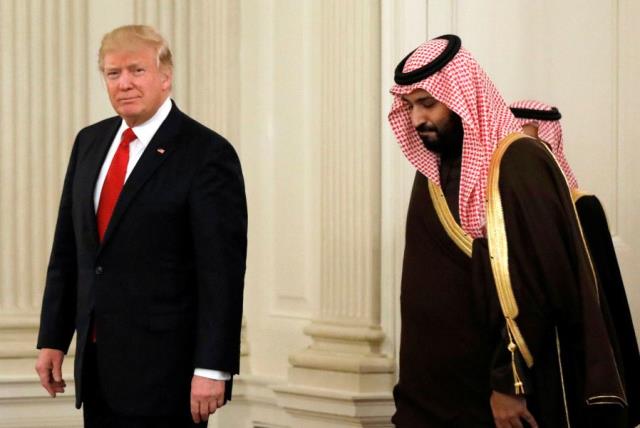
[417,112,463,159]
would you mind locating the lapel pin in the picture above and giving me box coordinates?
[157,148,166,154]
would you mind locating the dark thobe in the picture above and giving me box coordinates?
[393,136,629,428]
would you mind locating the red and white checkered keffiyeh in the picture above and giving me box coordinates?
[389,38,521,238]
[509,100,579,189]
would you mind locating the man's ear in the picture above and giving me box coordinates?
[160,67,173,91]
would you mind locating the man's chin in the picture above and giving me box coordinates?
[117,100,141,109]
[116,105,143,121]
[420,137,444,154]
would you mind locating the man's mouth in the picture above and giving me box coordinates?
[416,124,437,136]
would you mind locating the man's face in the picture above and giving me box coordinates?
[521,123,539,138]
[402,89,462,154]
[102,46,172,127]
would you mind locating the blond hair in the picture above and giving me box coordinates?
[98,25,173,72]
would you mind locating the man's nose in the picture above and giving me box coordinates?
[118,72,134,89]
[410,108,427,129]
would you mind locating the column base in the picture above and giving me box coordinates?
[0,357,82,427]
[274,321,396,427]
[0,314,40,358]
[275,387,394,428]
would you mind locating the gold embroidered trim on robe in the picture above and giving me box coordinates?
[486,132,535,371]
[428,180,473,257]
[488,133,627,401]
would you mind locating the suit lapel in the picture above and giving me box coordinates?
[81,119,121,250]
[98,104,184,251]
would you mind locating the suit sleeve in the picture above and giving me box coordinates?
[37,136,80,353]
[188,138,247,374]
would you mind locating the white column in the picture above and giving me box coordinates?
[0,0,89,358]
[0,1,88,426]
[274,1,395,426]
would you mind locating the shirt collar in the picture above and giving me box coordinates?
[117,97,173,147]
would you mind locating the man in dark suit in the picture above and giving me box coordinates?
[34,25,247,427]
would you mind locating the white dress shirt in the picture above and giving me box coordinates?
[94,97,230,382]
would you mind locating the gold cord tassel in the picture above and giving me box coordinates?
[507,328,525,395]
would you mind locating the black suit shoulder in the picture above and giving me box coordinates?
[173,111,242,176]
[177,112,238,153]
[76,115,120,140]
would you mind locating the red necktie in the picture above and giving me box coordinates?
[96,128,136,242]
[92,128,136,343]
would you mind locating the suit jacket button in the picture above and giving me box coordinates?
[95,266,103,275]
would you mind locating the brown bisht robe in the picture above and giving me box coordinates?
[573,192,640,427]
[393,135,628,428]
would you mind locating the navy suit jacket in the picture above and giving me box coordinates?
[37,101,247,416]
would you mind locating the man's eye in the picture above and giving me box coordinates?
[134,68,145,75]
[106,72,119,79]
[421,99,437,108]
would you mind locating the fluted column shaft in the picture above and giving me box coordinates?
[291,0,389,368]
[318,1,381,328]
[277,1,394,426]
[0,0,88,339]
